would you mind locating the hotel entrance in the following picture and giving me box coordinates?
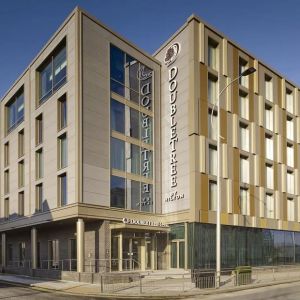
[110,223,169,271]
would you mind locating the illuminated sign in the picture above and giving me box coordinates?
[122,217,169,228]
[164,43,185,202]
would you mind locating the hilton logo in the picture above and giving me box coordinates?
[164,43,180,66]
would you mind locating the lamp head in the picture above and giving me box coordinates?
[241,67,256,77]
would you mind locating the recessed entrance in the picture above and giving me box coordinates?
[111,228,168,271]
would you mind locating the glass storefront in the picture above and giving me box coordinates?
[188,223,300,269]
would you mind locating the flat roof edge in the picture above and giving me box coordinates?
[154,13,300,89]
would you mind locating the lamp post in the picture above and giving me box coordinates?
[214,66,256,288]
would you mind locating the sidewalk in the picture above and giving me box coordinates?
[0,269,300,299]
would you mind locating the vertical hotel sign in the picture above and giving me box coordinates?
[164,43,185,203]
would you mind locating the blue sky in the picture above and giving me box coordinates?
[1,0,300,98]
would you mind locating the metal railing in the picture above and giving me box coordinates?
[7,260,31,269]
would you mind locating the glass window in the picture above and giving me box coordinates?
[265,105,273,131]
[141,148,153,178]
[209,180,217,211]
[208,75,217,104]
[141,113,153,144]
[59,173,67,206]
[58,94,67,130]
[110,45,125,86]
[58,134,67,169]
[287,171,294,194]
[265,134,273,160]
[36,149,43,179]
[4,142,9,167]
[208,38,218,70]
[111,138,125,171]
[126,143,140,175]
[141,182,153,212]
[4,170,9,195]
[240,188,249,215]
[208,109,217,140]
[266,164,273,189]
[111,175,125,208]
[265,193,274,218]
[18,129,24,158]
[53,46,67,90]
[39,41,67,102]
[110,45,153,108]
[209,145,217,176]
[287,198,295,221]
[287,116,294,141]
[6,90,24,132]
[18,160,25,188]
[240,156,249,184]
[287,143,294,167]
[127,180,140,210]
[240,123,249,152]
[4,198,9,219]
[239,91,248,119]
[110,99,125,133]
[128,107,140,139]
[239,58,248,87]
[265,74,273,101]
[18,192,24,216]
[36,114,43,145]
[36,184,43,211]
[286,89,294,114]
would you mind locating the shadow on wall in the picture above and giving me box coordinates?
[0,199,53,223]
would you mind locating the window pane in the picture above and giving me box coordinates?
[265,136,273,160]
[111,138,125,171]
[266,165,274,189]
[240,188,248,215]
[240,157,249,184]
[16,93,24,122]
[40,61,52,100]
[208,111,217,140]
[53,46,67,89]
[208,39,218,70]
[141,114,153,144]
[239,93,248,119]
[127,143,140,175]
[127,180,140,210]
[111,176,125,208]
[265,106,273,131]
[129,108,140,139]
[59,96,67,129]
[287,118,294,140]
[209,146,217,176]
[141,183,153,212]
[60,174,67,206]
[208,76,217,104]
[240,125,249,152]
[286,90,294,114]
[110,99,125,133]
[287,144,294,167]
[60,135,67,168]
[141,148,152,178]
[209,181,217,211]
[110,45,125,84]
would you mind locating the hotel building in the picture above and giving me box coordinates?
[1,7,300,277]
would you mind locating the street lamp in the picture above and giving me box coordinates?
[214,66,256,288]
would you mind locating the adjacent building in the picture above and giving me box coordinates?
[1,7,300,277]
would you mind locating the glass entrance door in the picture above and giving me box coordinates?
[123,238,140,270]
[171,240,185,268]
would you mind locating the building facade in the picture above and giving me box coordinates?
[1,7,300,277]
